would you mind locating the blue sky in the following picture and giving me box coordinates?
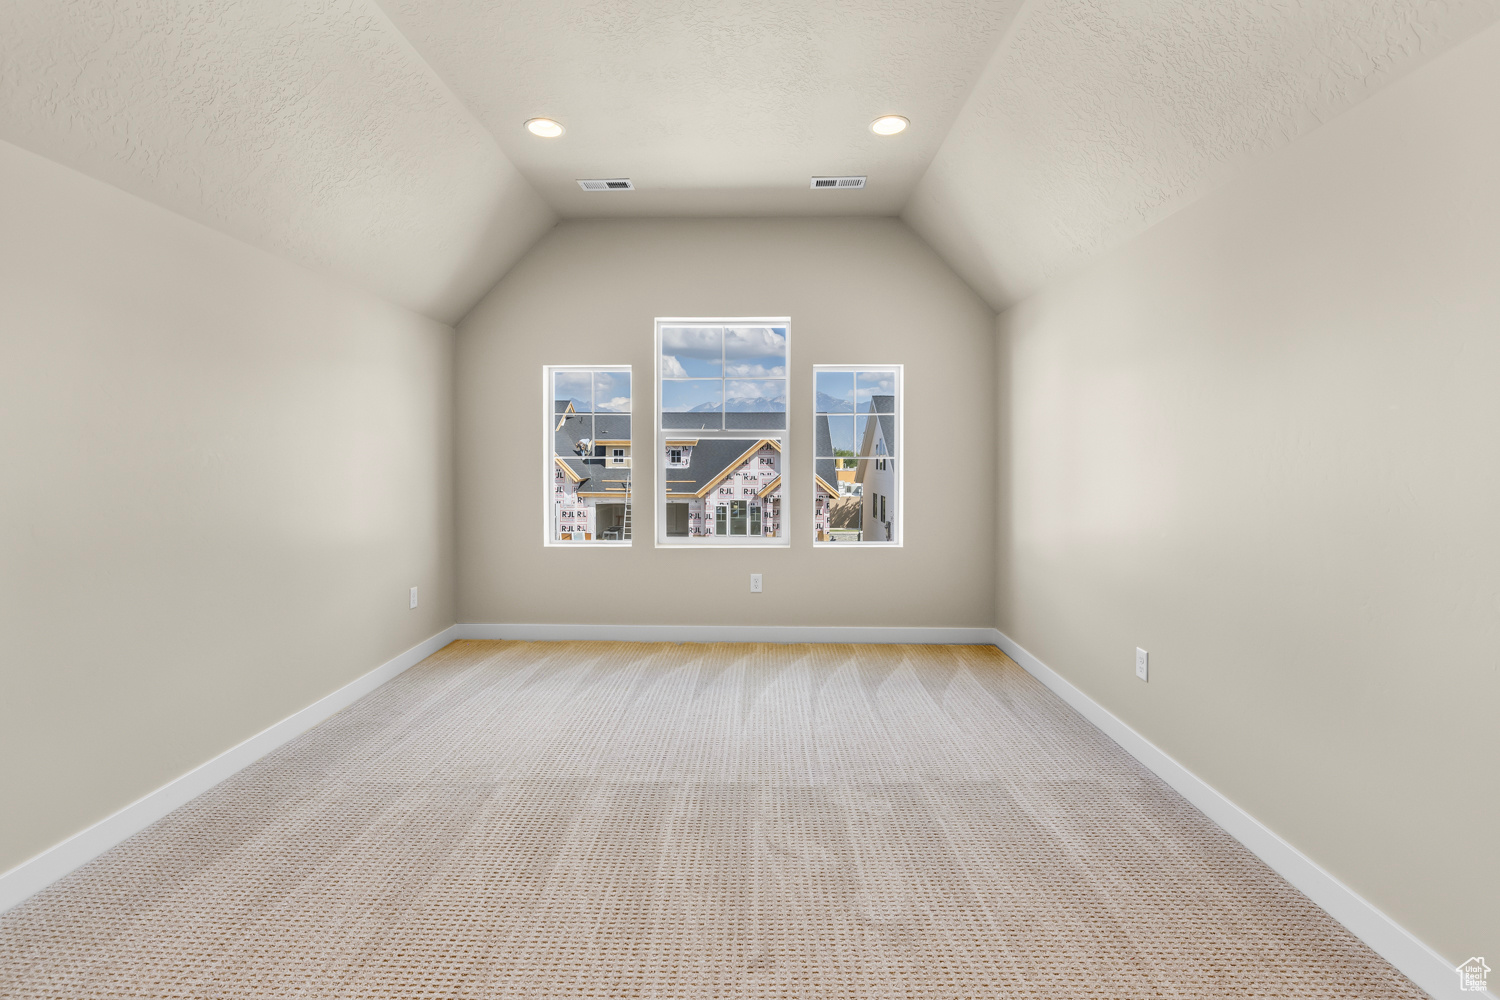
[554,369,631,412]
[662,326,787,379]
[661,378,721,412]
[816,370,896,413]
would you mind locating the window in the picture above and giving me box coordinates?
[813,365,901,545]
[657,318,789,546]
[544,366,631,545]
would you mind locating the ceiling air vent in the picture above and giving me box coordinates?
[577,178,634,191]
[810,175,866,189]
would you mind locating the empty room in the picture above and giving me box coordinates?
[1,1,1495,997]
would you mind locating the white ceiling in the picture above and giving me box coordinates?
[904,0,1500,310]
[3,0,1497,322]
[0,0,555,324]
[378,0,1025,218]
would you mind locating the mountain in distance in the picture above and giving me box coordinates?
[815,391,852,413]
[562,397,630,413]
[688,397,786,413]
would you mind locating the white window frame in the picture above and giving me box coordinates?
[542,364,633,547]
[655,317,791,548]
[812,364,903,547]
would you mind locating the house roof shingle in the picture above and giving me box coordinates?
[664,439,777,496]
[812,399,894,493]
[555,411,632,493]
[814,413,838,494]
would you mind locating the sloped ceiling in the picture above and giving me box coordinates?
[3,0,1497,322]
[377,0,1024,218]
[0,0,556,324]
[904,0,1500,310]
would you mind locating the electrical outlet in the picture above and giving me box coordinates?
[410,586,419,609]
[750,573,762,593]
[1135,647,1149,682]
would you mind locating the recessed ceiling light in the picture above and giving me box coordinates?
[870,115,909,136]
[525,117,564,138]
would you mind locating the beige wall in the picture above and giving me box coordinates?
[456,217,995,627]
[995,22,1500,967]
[0,141,457,876]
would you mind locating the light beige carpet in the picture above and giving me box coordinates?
[0,641,1426,998]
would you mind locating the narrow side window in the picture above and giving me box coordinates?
[813,366,901,545]
[545,366,632,545]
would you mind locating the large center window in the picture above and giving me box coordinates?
[656,318,789,546]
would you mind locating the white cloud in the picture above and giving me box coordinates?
[725,362,786,378]
[725,379,787,403]
[661,327,721,359]
[661,355,689,378]
[554,371,591,400]
[594,371,630,395]
[597,396,631,412]
[724,326,786,361]
[854,372,896,401]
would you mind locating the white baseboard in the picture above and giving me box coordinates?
[988,628,1484,1000]
[453,623,997,644]
[0,624,461,915]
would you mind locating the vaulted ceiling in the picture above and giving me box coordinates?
[4,0,1496,323]
[906,0,1500,308]
[379,0,1024,219]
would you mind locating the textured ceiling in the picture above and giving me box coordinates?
[3,0,1498,321]
[903,0,1500,310]
[378,0,1025,218]
[0,0,554,323]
